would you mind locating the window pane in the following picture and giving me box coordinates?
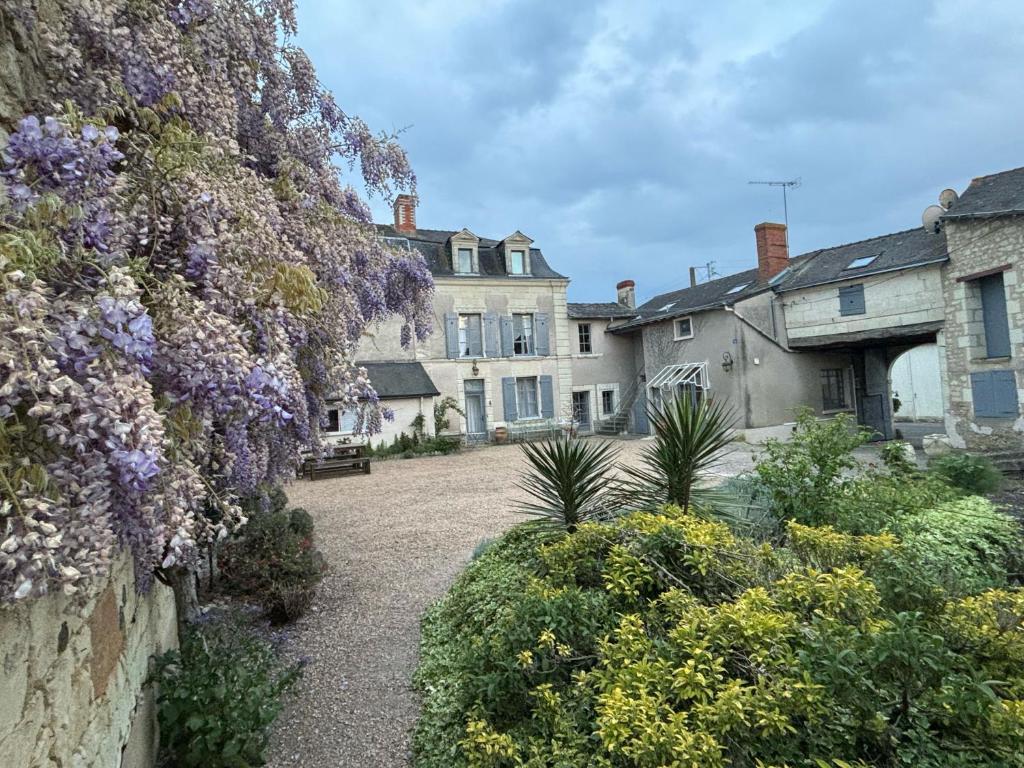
[578,323,592,353]
[325,409,340,432]
[675,317,692,338]
[601,390,614,414]
[820,369,846,410]
[458,314,482,356]
[516,377,538,418]
[457,248,473,273]
[510,250,525,274]
[340,410,358,432]
[513,314,534,355]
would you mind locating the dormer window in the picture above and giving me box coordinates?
[500,231,533,276]
[449,228,480,274]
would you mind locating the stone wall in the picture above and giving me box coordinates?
[941,216,1024,450]
[0,552,177,768]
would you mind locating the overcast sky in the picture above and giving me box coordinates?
[297,0,1024,304]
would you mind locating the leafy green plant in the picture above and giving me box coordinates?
[755,408,872,524]
[619,395,736,512]
[152,617,300,767]
[411,412,428,442]
[516,437,619,532]
[928,451,1003,494]
[434,395,466,435]
[218,504,326,624]
[369,432,462,459]
[880,440,917,475]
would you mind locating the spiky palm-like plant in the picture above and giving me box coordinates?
[621,395,736,512]
[516,436,620,533]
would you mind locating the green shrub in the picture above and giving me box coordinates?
[928,451,1003,494]
[416,505,1024,768]
[219,503,326,624]
[754,408,872,524]
[152,618,300,767]
[827,472,961,535]
[879,440,917,475]
[371,433,462,459]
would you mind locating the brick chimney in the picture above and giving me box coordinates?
[393,194,417,234]
[754,222,789,281]
[616,279,636,309]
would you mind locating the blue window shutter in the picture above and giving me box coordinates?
[535,313,550,356]
[444,313,459,359]
[839,284,865,316]
[499,316,514,356]
[539,375,554,418]
[993,370,1020,417]
[970,370,1017,418]
[971,372,994,417]
[980,274,1011,358]
[484,313,499,357]
[502,377,518,421]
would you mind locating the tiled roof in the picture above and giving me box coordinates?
[567,302,637,319]
[353,361,440,400]
[611,266,779,331]
[375,224,567,280]
[942,166,1024,219]
[774,228,948,292]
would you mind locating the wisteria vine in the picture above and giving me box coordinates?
[0,0,433,603]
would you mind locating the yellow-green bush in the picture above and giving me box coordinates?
[415,500,1024,767]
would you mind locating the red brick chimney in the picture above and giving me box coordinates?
[393,194,417,234]
[754,222,789,281]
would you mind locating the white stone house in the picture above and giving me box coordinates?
[356,195,573,442]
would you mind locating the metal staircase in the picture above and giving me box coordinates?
[595,374,644,436]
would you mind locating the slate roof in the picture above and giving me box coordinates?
[375,225,567,280]
[774,227,948,292]
[567,302,637,319]
[942,166,1024,220]
[354,361,440,400]
[611,265,779,332]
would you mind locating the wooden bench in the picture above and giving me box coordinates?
[302,444,371,480]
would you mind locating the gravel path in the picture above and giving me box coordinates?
[266,438,760,767]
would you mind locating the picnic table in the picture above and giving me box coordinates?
[302,444,371,480]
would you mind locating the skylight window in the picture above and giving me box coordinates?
[659,302,676,311]
[844,255,878,270]
[726,283,749,295]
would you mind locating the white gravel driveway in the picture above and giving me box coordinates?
[266,438,759,767]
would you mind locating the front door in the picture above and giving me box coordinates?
[572,391,591,432]
[464,379,486,439]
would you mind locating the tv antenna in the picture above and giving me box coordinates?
[748,178,801,229]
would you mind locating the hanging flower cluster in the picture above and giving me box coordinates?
[0,0,433,603]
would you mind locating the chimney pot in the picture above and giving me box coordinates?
[393,194,417,234]
[754,222,789,281]
[616,279,636,309]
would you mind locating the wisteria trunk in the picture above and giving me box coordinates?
[166,565,200,631]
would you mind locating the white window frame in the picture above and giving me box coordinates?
[458,313,483,358]
[515,376,540,420]
[577,322,592,354]
[324,407,358,435]
[509,249,526,275]
[673,316,694,341]
[600,388,616,415]
[456,247,475,274]
[513,313,535,356]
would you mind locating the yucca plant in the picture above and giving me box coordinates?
[620,395,736,512]
[516,436,620,533]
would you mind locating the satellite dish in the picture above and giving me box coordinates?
[939,188,959,209]
[922,205,945,233]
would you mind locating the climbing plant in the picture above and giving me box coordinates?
[0,0,432,604]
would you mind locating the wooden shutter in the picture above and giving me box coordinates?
[500,316,514,356]
[539,375,554,418]
[980,274,1011,358]
[971,370,1020,418]
[535,313,550,356]
[444,313,459,359]
[468,315,483,356]
[483,313,499,357]
[502,377,518,421]
[838,284,865,316]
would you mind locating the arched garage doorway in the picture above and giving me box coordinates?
[888,343,946,445]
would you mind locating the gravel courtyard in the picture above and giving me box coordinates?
[266,437,760,767]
